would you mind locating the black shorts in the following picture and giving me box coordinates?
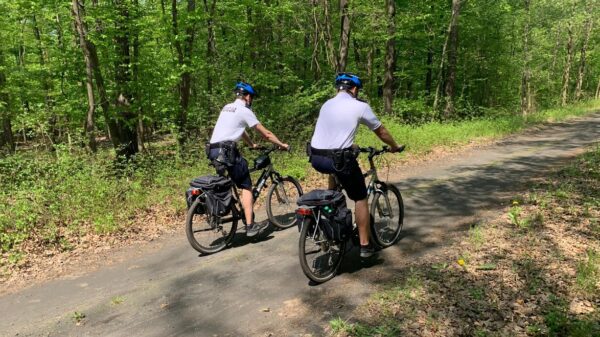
[310,154,367,201]
[208,148,252,190]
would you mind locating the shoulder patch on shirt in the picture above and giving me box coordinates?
[223,106,237,113]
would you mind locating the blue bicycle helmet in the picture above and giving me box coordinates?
[234,82,258,97]
[335,73,363,89]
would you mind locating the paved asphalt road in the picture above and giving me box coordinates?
[1,113,599,337]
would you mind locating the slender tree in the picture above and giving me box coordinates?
[71,0,97,152]
[337,0,350,72]
[520,0,532,114]
[113,0,138,158]
[0,50,15,154]
[382,0,396,114]
[575,4,593,101]
[443,0,464,118]
[172,0,196,146]
[203,0,216,115]
[561,22,574,106]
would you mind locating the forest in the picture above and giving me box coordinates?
[0,0,598,156]
[0,0,599,261]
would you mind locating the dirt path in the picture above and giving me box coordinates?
[1,113,599,337]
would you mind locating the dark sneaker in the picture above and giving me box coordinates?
[360,244,376,258]
[246,222,267,237]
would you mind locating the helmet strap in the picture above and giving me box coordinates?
[338,86,358,98]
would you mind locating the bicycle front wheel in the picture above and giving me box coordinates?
[266,176,303,229]
[298,217,345,283]
[185,198,237,254]
[370,183,404,248]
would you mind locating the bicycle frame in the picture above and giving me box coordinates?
[229,150,287,225]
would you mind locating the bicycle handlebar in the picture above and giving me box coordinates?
[358,144,405,159]
[249,144,291,155]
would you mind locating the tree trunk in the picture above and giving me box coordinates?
[367,45,374,96]
[0,51,15,154]
[172,0,196,147]
[432,17,452,111]
[520,0,532,115]
[322,0,337,70]
[425,46,433,97]
[337,0,350,73]
[15,19,30,114]
[203,0,217,115]
[132,0,146,153]
[575,10,593,101]
[114,0,138,158]
[443,0,463,119]
[32,14,59,146]
[55,13,67,96]
[382,0,396,115]
[561,22,574,106]
[550,27,561,77]
[86,0,120,148]
[72,0,98,152]
[596,77,600,99]
[310,0,321,79]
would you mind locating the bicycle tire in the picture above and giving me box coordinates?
[185,198,237,254]
[266,176,303,229]
[298,217,345,283]
[370,183,404,248]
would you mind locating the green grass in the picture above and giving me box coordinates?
[576,249,600,294]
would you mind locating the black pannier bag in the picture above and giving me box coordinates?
[297,189,352,241]
[187,175,233,216]
[185,187,206,214]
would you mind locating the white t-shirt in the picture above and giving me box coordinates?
[310,92,382,149]
[210,99,260,143]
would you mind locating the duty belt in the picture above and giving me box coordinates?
[209,141,237,150]
[310,147,353,157]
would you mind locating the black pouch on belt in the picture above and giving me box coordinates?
[215,141,237,167]
[332,150,346,172]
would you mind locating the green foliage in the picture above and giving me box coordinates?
[0,147,210,259]
[72,311,85,324]
[576,249,599,294]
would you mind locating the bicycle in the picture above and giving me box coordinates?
[296,145,405,283]
[186,145,303,254]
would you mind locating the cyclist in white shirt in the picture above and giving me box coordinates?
[208,82,289,236]
[309,73,403,257]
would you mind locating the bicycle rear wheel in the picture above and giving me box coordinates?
[370,183,404,248]
[185,198,237,254]
[266,176,303,229]
[298,217,345,283]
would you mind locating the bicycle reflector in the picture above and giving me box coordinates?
[296,208,312,216]
[191,189,203,196]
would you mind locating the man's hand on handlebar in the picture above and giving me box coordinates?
[390,144,406,153]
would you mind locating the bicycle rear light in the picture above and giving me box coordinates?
[296,208,313,216]
[191,189,203,196]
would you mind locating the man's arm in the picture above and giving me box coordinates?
[253,123,289,150]
[241,131,257,148]
[373,125,402,152]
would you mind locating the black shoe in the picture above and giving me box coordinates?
[360,244,376,258]
[246,222,267,237]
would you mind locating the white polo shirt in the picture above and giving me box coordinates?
[310,92,382,149]
[210,99,260,143]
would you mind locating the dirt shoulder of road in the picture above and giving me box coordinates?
[329,145,600,337]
